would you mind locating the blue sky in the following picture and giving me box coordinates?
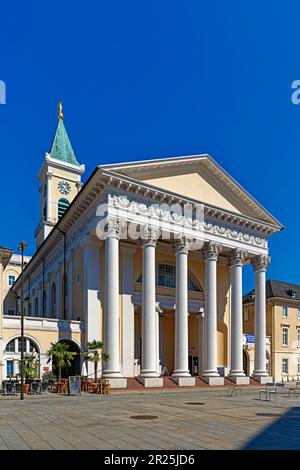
[0,0,299,293]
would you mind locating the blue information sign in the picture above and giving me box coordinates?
[245,334,255,343]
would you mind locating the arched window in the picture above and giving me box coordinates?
[34,297,39,317]
[137,263,202,292]
[57,198,70,220]
[6,337,40,354]
[51,283,56,318]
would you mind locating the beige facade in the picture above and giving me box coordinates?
[243,282,300,381]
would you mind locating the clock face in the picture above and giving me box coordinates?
[58,181,71,195]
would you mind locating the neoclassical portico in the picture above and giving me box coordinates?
[99,211,273,387]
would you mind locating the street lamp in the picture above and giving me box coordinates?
[17,241,28,401]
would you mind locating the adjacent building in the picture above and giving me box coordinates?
[243,280,300,381]
[0,105,284,387]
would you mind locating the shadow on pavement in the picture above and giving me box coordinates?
[242,407,300,450]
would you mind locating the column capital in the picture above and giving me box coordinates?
[141,225,161,247]
[106,216,121,240]
[174,236,193,254]
[251,255,271,273]
[203,242,222,261]
[229,249,248,267]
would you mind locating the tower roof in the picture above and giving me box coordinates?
[49,103,80,166]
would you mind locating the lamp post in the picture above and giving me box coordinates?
[18,241,28,400]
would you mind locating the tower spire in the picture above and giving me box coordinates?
[58,101,63,120]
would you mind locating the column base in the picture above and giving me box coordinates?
[229,376,250,385]
[172,377,195,387]
[252,375,273,384]
[202,370,220,377]
[138,377,163,388]
[106,378,128,389]
[139,370,160,378]
[102,370,123,378]
[202,376,224,386]
[172,370,191,378]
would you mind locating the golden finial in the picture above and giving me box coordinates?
[58,101,63,119]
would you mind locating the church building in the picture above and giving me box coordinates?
[1,105,284,387]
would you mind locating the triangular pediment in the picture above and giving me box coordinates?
[100,154,282,227]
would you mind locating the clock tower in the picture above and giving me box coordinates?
[34,103,85,248]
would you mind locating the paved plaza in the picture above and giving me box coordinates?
[0,387,299,450]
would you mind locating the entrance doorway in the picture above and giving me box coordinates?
[52,340,81,378]
[243,349,249,376]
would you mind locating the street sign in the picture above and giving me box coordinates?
[245,334,255,344]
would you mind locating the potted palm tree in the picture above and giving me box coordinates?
[19,353,40,393]
[46,342,75,380]
[83,340,108,381]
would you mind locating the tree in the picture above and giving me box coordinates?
[83,340,108,380]
[46,342,75,380]
[19,353,40,382]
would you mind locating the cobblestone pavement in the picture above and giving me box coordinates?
[0,388,299,450]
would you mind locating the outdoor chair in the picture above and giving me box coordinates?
[30,382,40,395]
[226,383,242,398]
[287,381,300,398]
[41,382,48,392]
[14,383,21,394]
[269,383,287,402]
[259,382,275,400]
[3,382,15,396]
[99,379,111,395]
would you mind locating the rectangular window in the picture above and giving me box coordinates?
[6,360,14,377]
[7,309,15,316]
[298,358,300,375]
[282,358,289,374]
[282,327,289,346]
[8,275,16,287]
[282,306,288,318]
[244,310,249,322]
[298,309,300,321]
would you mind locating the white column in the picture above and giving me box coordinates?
[103,222,122,378]
[26,339,30,354]
[172,237,192,378]
[252,255,270,380]
[82,238,101,377]
[67,251,73,320]
[229,249,248,381]
[139,227,160,379]
[121,242,137,377]
[46,172,52,222]
[203,242,222,379]
[55,271,61,319]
